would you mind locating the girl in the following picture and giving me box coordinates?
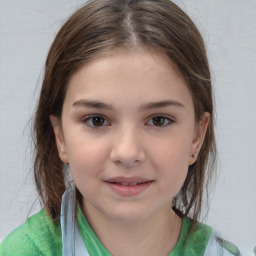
[0,0,240,255]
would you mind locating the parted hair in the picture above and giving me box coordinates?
[33,0,216,225]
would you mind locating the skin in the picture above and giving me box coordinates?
[50,48,209,256]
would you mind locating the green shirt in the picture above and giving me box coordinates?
[0,208,212,256]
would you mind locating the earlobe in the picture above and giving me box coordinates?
[49,115,69,164]
[188,112,210,165]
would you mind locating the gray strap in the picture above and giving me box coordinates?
[204,231,242,256]
[61,187,90,256]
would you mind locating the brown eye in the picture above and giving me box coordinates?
[152,116,165,126]
[83,115,109,128]
[148,116,172,127]
[92,116,105,126]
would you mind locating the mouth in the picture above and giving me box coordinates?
[104,177,153,196]
[110,181,149,186]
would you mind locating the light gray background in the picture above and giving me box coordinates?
[0,1,255,255]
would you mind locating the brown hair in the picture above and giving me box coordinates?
[33,0,216,224]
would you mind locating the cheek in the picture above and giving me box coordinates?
[65,136,110,180]
[152,134,192,169]
[150,136,191,191]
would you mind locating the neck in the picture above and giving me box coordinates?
[82,202,182,256]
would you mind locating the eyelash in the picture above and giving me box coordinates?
[82,115,110,129]
[82,115,174,129]
[147,116,173,127]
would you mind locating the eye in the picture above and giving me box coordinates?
[147,116,173,127]
[83,115,110,128]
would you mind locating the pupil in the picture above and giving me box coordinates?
[153,117,164,126]
[92,117,104,126]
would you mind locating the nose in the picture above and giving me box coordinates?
[109,127,146,167]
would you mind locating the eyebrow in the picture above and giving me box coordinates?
[139,100,184,111]
[73,99,114,110]
[72,99,184,111]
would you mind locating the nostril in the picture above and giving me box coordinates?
[113,158,142,167]
[109,134,146,166]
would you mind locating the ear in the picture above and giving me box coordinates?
[49,115,69,164]
[188,112,210,165]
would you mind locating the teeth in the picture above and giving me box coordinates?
[120,182,139,186]
[129,182,138,186]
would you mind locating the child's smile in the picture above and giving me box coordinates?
[51,47,209,223]
[104,176,154,197]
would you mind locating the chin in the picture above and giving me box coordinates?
[102,205,154,224]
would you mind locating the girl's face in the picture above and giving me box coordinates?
[51,48,209,223]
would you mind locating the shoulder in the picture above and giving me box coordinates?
[182,220,240,256]
[204,230,241,256]
[182,219,213,255]
[0,209,62,256]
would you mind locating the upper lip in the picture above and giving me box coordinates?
[104,176,153,184]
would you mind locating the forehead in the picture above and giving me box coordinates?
[64,48,193,111]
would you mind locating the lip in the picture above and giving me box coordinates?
[105,176,151,184]
[104,176,153,197]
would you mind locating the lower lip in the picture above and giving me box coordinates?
[105,181,153,196]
